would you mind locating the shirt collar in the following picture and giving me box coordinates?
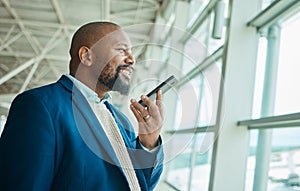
[65,74,111,104]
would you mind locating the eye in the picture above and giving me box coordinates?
[116,48,126,54]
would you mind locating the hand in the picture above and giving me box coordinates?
[130,90,164,150]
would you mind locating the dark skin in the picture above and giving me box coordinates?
[69,23,163,149]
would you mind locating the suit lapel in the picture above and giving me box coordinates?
[58,76,145,189]
[58,75,121,167]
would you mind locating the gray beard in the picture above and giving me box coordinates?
[98,65,130,95]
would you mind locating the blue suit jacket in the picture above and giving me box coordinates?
[0,75,163,191]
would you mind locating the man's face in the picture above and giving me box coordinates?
[91,28,135,95]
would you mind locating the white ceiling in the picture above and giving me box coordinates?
[0,0,172,114]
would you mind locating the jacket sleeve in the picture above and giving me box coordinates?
[135,137,164,191]
[0,92,56,191]
[101,101,164,191]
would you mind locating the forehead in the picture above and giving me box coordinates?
[93,28,132,48]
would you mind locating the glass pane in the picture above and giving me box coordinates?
[174,77,201,129]
[182,33,208,75]
[245,130,259,191]
[189,0,210,26]
[190,133,214,191]
[269,127,300,190]
[165,133,214,191]
[252,37,268,119]
[173,60,222,130]
[275,12,300,115]
[262,0,273,10]
[198,61,222,126]
[245,127,300,191]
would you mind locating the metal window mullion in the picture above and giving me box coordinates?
[252,23,281,191]
[181,0,220,43]
[247,0,300,31]
[175,46,224,89]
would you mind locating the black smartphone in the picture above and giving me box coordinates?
[138,75,178,107]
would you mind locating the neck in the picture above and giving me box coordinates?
[95,82,110,99]
[71,73,110,99]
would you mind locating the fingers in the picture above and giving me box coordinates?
[130,102,144,122]
[156,90,163,118]
[130,98,151,123]
[130,91,163,122]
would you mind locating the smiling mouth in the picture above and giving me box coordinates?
[119,65,134,80]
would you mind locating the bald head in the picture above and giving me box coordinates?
[69,21,120,75]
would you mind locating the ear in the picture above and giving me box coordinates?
[78,46,92,67]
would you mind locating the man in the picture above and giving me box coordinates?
[0,22,164,191]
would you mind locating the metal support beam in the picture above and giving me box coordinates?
[100,0,110,20]
[247,0,300,31]
[0,57,37,85]
[113,7,157,17]
[0,51,68,61]
[208,0,260,190]
[1,0,40,53]
[25,28,64,84]
[0,37,23,63]
[181,0,220,43]
[0,32,23,52]
[50,0,72,43]
[252,24,281,191]
[0,94,16,101]
[238,112,300,129]
[50,0,65,23]
[18,61,39,93]
[3,25,16,43]
[0,28,63,86]
[0,18,78,31]
[175,46,223,89]
[1,0,67,83]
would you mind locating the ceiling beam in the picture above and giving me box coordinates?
[0,94,16,101]
[0,51,68,61]
[50,0,73,43]
[0,102,11,109]
[1,0,40,53]
[100,0,110,20]
[17,28,63,92]
[0,36,22,62]
[0,28,64,85]
[18,61,39,93]
[0,57,37,85]
[28,28,64,84]
[111,0,159,8]
[0,32,23,52]
[0,18,78,31]
[112,7,157,17]
[3,25,17,42]
[50,0,65,23]
[1,1,67,83]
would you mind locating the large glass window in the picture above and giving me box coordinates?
[245,128,300,191]
[275,12,300,115]
[197,61,222,127]
[246,7,300,191]
[165,133,214,191]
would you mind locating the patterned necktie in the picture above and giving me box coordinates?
[93,102,141,191]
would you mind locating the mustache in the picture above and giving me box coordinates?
[117,65,134,71]
[116,65,134,73]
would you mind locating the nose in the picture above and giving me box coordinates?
[125,51,135,66]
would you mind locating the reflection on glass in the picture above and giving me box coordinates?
[268,128,300,190]
[165,133,214,191]
[198,62,222,127]
[275,12,300,115]
[245,128,300,191]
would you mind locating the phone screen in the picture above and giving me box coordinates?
[138,75,177,107]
